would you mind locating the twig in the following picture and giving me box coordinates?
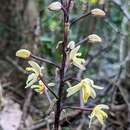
[6,56,26,74]
[85,44,112,67]
[39,76,59,100]
[18,89,33,130]
[31,55,60,69]
[75,37,88,47]
[110,104,127,111]
[63,77,79,82]
[70,12,91,27]
[104,19,125,35]
[62,106,92,111]
[27,110,82,130]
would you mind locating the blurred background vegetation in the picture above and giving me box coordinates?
[0,0,130,130]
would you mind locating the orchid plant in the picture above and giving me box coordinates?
[16,1,109,130]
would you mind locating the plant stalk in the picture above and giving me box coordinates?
[54,4,69,130]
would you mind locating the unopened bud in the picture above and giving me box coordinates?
[16,49,31,59]
[91,8,106,17]
[87,34,102,43]
[67,41,75,49]
[48,2,62,11]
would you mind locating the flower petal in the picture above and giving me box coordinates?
[73,60,85,70]
[92,85,104,89]
[67,83,81,97]
[82,85,91,103]
[100,110,108,118]
[26,67,35,73]
[84,78,104,89]
[25,75,37,88]
[96,104,109,109]
[75,52,82,56]
[31,85,39,88]
[89,115,95,128]
[26,73,36,84]
[69,45,80,60]
[84,78,94,83]
[28,60,41,76]
[90,87,96,99]
[95,112,104,125]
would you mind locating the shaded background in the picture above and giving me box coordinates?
[0,0,130,130]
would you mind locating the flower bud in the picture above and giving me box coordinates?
[87,34,102,43]
[67,41,75,49]
[16,49,31,59]
[48,2,62,11]
[91,8,106,17]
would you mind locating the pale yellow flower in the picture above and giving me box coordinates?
[67,78,103,103]
[16,49,31,59]
[69,46,85,70]
[25,60,42,88]
[31,80,46,94]
[89,104,109,127]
